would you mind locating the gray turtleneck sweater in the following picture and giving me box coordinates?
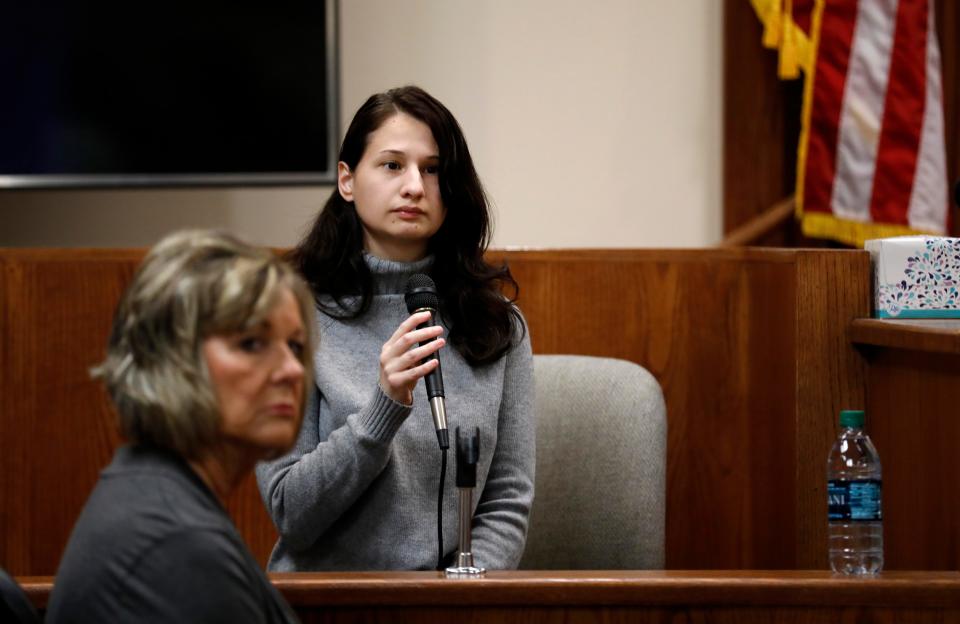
[255,254,535,571]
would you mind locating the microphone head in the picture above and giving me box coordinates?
[404,273,439,313]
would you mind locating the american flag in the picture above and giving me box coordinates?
[753,0,950,246]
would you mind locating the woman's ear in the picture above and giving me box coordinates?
[337,162,354,201]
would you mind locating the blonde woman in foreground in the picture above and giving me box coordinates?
[47,230,312,623]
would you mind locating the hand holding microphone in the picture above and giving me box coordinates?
[378,311,444,406]
[404,274,450,449]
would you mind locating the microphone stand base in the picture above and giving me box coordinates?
[444,566,486,578]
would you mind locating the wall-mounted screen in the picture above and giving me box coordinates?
[0,1,338,189]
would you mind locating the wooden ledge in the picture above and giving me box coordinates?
[850,318,960,355]
[269,570,960,608]
[17,570,960,621]
[21,571,960,611]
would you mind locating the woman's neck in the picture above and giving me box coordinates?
[363,252,434,295]
[187,445,254,506]
[363,238,428,264]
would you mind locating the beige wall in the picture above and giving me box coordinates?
[0,0,722,248]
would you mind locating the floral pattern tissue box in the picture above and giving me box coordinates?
[865,236,960,319]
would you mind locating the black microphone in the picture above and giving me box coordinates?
[404,274,449,449]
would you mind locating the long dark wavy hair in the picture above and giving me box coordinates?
[291,86,523,367]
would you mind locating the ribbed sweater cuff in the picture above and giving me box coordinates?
[354,387,411,443]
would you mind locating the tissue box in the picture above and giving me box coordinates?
[865,237,960,318]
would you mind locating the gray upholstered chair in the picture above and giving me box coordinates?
[519,354,667,569]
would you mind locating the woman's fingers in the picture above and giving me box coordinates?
[390,337,445,371]
[407,336,445,361]
[378,313,446,404]
[381,356,440,392]
[397,323,444,349]
[381,337,445,377]
[381,323,443,361]
[386,311,432,344]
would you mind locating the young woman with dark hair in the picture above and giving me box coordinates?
[256,86,535,571]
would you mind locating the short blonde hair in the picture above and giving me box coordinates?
[94,229,316,458]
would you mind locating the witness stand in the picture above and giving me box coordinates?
[4,247,957,620]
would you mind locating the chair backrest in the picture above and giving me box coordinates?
[519,354,667,569]
[0,568,40,624]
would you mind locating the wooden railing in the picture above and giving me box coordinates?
[18,571,960,622]
[719,196,796,247]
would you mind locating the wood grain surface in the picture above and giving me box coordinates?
[2,247,870,575]
[491,248,869,570]
[859,348,960,570]
[1,250,139,575]
[18,571,960,623]
[851,319,960,355]
[794,251,870,568]
[851,316,960,570]
[722,0,802,243]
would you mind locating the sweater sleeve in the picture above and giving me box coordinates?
[469,318,536,569]
[255,384,411,552]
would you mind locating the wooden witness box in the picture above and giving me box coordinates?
[0,249,960,621]
[0,247,867,575]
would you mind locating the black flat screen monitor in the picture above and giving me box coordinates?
[0,1,338,189]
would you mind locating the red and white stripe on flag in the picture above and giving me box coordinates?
[796,0,949,246]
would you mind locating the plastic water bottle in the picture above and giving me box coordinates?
[827,409,883,575]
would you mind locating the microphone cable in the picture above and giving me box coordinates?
[437,448,447,571]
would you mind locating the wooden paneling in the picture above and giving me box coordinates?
[794,251,872,568]
[0,250,137,575]
[936,0,960,232]
[870,350,960,571]
[490,248,868,569]
[1,248,869,575]
[0,249,278,576]
[854,346,960,570]
[497,250,801,568]
[850,319,960,570]
[722,0,803,244]
[19,571,960,623]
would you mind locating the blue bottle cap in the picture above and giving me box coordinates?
[839,409,865,427]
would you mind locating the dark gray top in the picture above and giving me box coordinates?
[47,445,298,624]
